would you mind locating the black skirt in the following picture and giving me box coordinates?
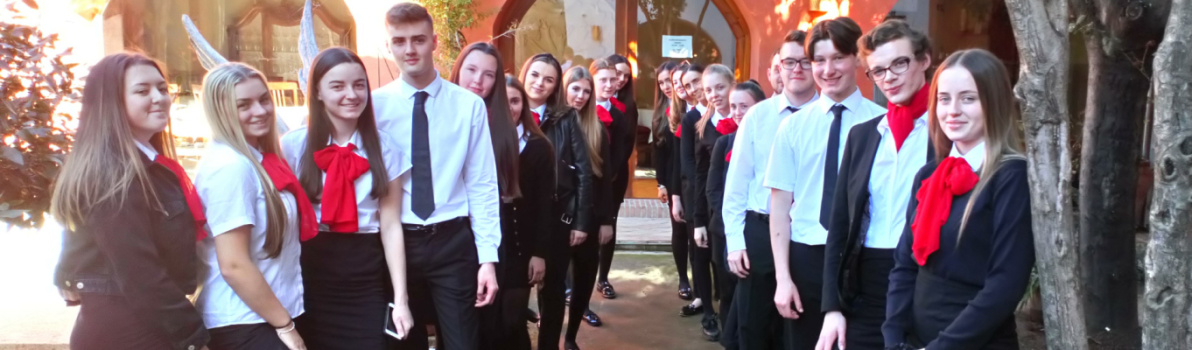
[297,232,395,350]
[72,294,173,350]
[912,269,1019,349]
[845,248,896,350]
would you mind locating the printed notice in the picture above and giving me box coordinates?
[662,35,693,58]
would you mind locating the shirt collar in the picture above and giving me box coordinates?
[694,103,708,115]
[398,72,444,100]
[774,92,820,114]
[134,140,158,161]
[949,141,987,172]
[597,99,612,111]
[876,111,929,134]
[813,88,864,117]
[711,109,728,125]
[533,104,546,117]
[328,130,362,147]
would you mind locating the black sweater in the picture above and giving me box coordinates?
[653,126,682,192]
[500,136,556,287]
[605,103,637,217]
[680,108,725,227]
[883,158,1035,349]
[707,132,735,236]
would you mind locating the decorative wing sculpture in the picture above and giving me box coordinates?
[181,14,228,71]
[297,0,320,93]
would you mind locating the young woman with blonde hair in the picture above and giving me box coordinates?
[194,62,313,350]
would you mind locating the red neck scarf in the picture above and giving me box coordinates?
[313,143,371,233]
[532,111,541,125]
[154,156,207,241]
[725,149,733,163]
[261,153,319,241]
[610,97,626,113]
[887,84,931,151]
[597,104,614,128]
[715,117,738,135]
[910,157,979,265]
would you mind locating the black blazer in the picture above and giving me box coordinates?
[653,126,682,193]
[500,136,556,287]
[594,123,616,225]
[882,157,1034,349]
[607,102,637,209]
[539,108,597,234]
[679,108,724,227]
[822,115,935,313]
[54,154,209,350]
[707,132,736,236]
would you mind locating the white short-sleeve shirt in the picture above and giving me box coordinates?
[194,141,304,328]
[280,128,409,233]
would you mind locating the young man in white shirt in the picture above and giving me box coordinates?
[371,3,501,349]
[768,51,784,98]
[721,30,818,350]
[763,17,886,350]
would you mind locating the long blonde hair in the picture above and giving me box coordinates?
[51,53,177,230]
[696,64,734,139]
[202,63,289,258]
[927,49,1024,239]
[668,62,690,134]
[563,66,604,178]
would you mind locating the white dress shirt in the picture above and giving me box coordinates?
[722,93,819,252]
[863,112,929,248]
[373,74,502,264]
[533,104,547,124]
[597,99,612,111]
[516,123,528,153]
[694,102,707,115]
[194,141,304,328]
[951,140,987,172]
[279,128,409,233]
[765,88,886,246]
[711,109,728,126]
[134,140,158,161]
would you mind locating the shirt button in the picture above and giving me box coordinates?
[63,280,70,287]
[76,282,84,289]
[188,345,195,350]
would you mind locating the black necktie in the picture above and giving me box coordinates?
[412,91,435,220]
[820,104,845,228]
[784,106,798,114]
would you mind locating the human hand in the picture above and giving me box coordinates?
[391,302,414,339]
[658,187,669,203]
[528,256,546,285]
[570,230,588,247]
[694,227,708,248]
[815,311,847,350]
[774,279,804,319]
[475,263,499,307]
[728,249,750,278]
[670,196,685,223]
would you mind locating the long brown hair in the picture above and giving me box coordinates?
[927,49,1024,237]
[203,63,289,258]
[519,53,572,119]
[452,42,520,199]
[651,61,676,145]
[668,62,690,134]
[51,53,177,230]
[607,54,636,106]
[505,74,549,141]
[563,66,604,178]
[299,47,390,205]
[696,64,734,139]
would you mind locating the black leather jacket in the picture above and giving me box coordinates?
[539,107,597,234]
[54,154,209,350]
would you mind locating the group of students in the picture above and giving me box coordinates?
[47,2,1035,349]
[652,16,1036,350]
[51,3,643,350]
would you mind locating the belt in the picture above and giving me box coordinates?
[402,217,469,235]
[746,210,770,222]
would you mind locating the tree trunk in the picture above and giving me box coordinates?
[1004,0,1090,349]
[1143,0,1192,347]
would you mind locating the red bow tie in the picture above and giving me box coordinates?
[313,144,371,233]
[714,118,738,135]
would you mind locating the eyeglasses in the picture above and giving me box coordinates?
[866,57,912,81]
[780,58,812,71]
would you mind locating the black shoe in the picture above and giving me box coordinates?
[564,340,581,350]
[525,308,539,323]
[565,289,572,306]
[583,309,602,327]
[702,318,721,341]
[678,286,693,301]
[598,281,617,299]
[679,303,703,317]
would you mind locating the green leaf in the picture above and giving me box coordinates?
[1,145,24,166]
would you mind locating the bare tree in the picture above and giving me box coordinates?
[1003,0,1090,348]
[1143,0,1192,347]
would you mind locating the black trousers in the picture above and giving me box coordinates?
[839,248,896,350]
[565,227,601,342]
[736,212,784,350]
[783,242,826,350]
[297,232,395,350]
[479,286,532,350]
[692,223,717,321]
[597,216,618,283]
[208,323,287,350]
[71,294,175,350]
[669,200,691,288]
[713,229,740,349]
[537,221,572,350]
[395,218,480,350]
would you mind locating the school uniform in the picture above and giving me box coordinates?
[278,128,407,349]
[721,93,817,350]
[764,88,885,349]
[654,117,691,294]
[56,142,209,350]
[680,106,727,327]
[823,86,933,349]
[883,144,1035,350]
[373,74,502,350]
[597,98,638,293]
[194,141,307,350]
[708,131,738,349]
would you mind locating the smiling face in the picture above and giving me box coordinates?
[387,21,437,80]
[318,62,369,121]
[594,68,618,102]
[566,79,592,109]
[506,86,524,124]
[458,50,499,98]
[123,64,171,142]
[867,38,930,106]
[935,67,986,152]
[614,62,632,90]
[811,39,860,102]
[780,41,814,96]
[524,61,559,107]
[703,72,732,113]
[682,70,704,104]
[729,89,760,123]
[672,71,688,101]
[234,78,275,147]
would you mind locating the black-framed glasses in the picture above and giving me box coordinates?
[781,58,812,71]
[866,56,912,81]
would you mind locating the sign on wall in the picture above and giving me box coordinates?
[662,35,693,58]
